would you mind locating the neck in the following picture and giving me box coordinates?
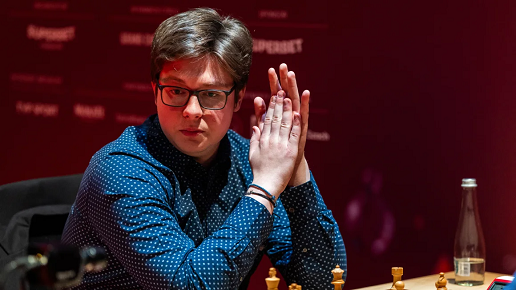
[193,143,220,167]
[195,152,217,167]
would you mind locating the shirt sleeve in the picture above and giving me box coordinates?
[85,154,273,290]
[266,171,347,289]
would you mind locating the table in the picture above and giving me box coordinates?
[353,272,509,290]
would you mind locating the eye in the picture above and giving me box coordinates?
[165,87,188,97]
[204,91,223,98]
[171,89,184,95]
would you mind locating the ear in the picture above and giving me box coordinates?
[234,86,245,112]
[151,81,157,105]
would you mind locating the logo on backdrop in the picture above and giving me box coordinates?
[33,1,68,11]
[253,38,303,55]
[27,24,75,50]
[73,104,105,120]
[122,82,152,93]
[258,10,288,19]
[16,101,59,118]
[307,129,330,141]
[10,73,63,86]
[115,113,147,125]
[119,32,153,47]
[129,5,178,15]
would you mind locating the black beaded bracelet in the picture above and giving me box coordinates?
[245,190,276,207]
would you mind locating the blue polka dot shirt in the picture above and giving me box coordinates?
[62,114,347,289]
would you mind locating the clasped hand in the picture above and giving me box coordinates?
[249,64,310,200]
[249,90,300,198]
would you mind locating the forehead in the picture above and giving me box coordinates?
[160,57,232,85]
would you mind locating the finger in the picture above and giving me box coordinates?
[270,90,285,139]
[288,112,302,150]
[294,90,310,168]
[249,126,261,154]
[279,63,289,95]
[261,94,277,138]
[300,90,310,132]
[268,68,281,95]
[254,97,266,128]
[279,98,293,142]
[287,71,301,113]
[249,126,261,163]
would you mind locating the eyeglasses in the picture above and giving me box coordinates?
[156,79,236,110]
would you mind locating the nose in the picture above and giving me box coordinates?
[182,95,203,119]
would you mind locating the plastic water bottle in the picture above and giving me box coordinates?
[454,178,486,286]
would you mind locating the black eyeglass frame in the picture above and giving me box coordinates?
[155,78,236,110]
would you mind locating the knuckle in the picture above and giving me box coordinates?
[280,121,290,128]
[272,115,281,123]
[263,117,273,124]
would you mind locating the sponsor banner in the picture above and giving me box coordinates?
[8,87,154,125]
[4,18,100,79]
[73,103,106,121]
[253,38,303,55]
[198,0,328,26]
[104,0,181,23]
[9,72,66,95]
[7,0,104,16]
[17,21,78,52]
[246,28,331,111]
[114,113,148,125]
[16,100,59,118]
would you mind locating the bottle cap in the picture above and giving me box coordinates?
[461,178,477,187]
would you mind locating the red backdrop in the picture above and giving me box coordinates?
[2,0,516,289]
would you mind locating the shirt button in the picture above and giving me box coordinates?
[289,208,295,213]
[240,277,243,282]
[302,248,308,253]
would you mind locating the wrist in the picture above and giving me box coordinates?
[249,179,284,198]
[288,157,310,187]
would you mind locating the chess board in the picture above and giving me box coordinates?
[354,271,507,290]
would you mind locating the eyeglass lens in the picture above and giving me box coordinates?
[161,87,227,109]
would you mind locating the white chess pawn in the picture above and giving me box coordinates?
[331,265,345,290]
[266,267,280,290]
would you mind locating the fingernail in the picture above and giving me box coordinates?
[261,113,266,122]
[272,96,276,102]
[278,91,285,98]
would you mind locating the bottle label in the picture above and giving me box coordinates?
[457,261,471,276]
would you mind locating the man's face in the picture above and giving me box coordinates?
[152,58,244,165]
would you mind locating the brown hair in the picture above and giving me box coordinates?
[150,8,253,98]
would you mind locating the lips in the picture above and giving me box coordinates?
[180,128,204,137]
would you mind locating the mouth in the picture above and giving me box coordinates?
[180,129,204,137]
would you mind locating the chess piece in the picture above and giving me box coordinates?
[331,265,345,290]
[391,267,404,290]
[435,272,447,290]
[394,280,405,290]
[289,283,302,290]
[266,268,280,290]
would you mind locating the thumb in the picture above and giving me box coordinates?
[249,126,261,154]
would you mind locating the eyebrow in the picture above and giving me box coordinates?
[159,76,232,88]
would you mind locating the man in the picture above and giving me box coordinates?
[62,7,346,289]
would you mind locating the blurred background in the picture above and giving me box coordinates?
[2,0,516,289]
